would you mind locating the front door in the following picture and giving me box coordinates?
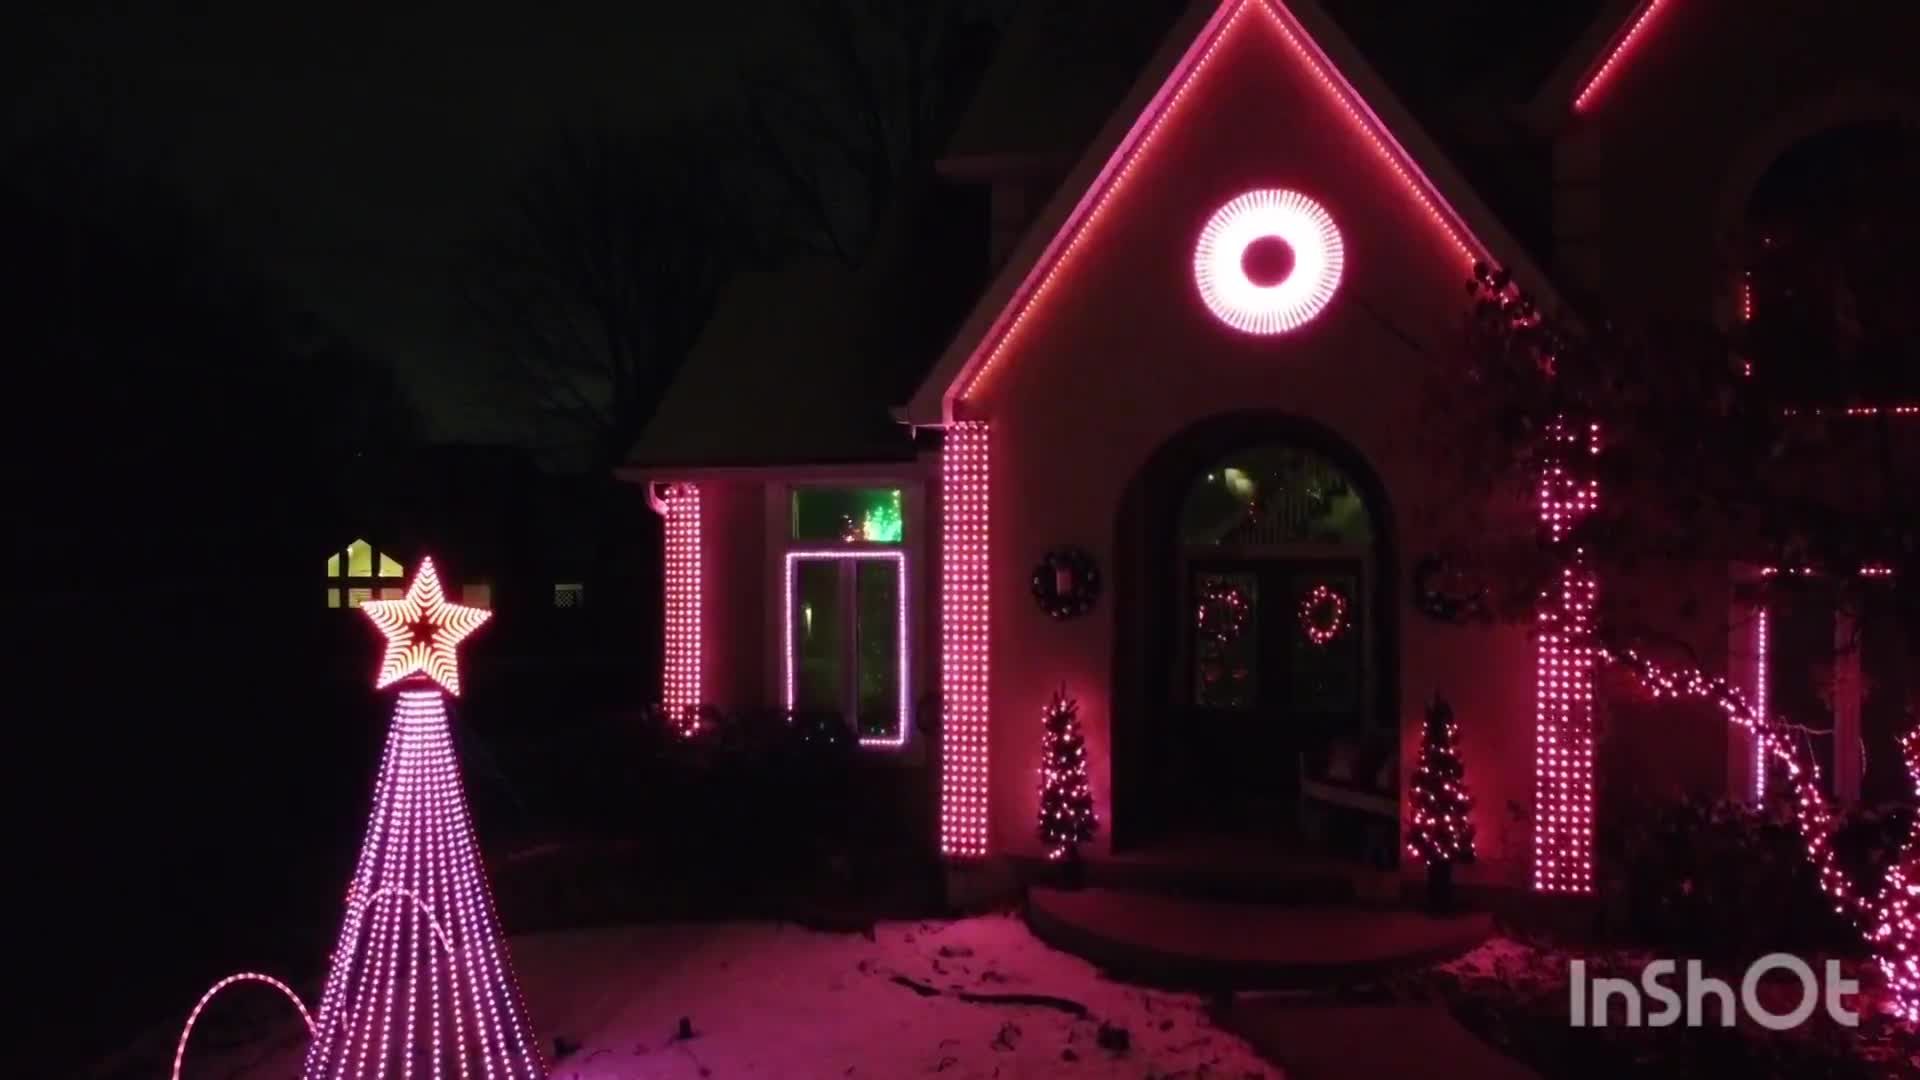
[1152,558,1365,840]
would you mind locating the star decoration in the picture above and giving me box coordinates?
[361,556,490,695]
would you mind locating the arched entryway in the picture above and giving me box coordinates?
[1111,413,1398,854]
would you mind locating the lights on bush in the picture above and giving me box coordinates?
[1193,189,1344,334]
[661,484,703,732]
[783,550,910,748]
[941,422,991,857]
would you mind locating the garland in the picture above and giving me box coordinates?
[1298,583,1349,645]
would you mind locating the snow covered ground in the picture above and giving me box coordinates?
[162,914,1278,1079]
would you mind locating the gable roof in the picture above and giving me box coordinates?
[902,0,1569,426]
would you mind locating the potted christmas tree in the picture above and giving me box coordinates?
[1037,688,1098,885]
[1407,693,1476,913]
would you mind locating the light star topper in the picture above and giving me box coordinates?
[361,556,490,695]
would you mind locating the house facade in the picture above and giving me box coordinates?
[623,0,1920,892]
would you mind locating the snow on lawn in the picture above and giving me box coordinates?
[184,914,1277,1079]
[532,913,1275,1079]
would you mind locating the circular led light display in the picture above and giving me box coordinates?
[1193,189,1344,334]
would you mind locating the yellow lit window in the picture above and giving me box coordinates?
[326,540,406,608]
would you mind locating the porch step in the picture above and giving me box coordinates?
[1030,841,1396,906]
[1026,887,1491,989]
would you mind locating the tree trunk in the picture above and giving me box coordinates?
[1426,861,1455,914]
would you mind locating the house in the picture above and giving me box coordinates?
[621,0,1920,897]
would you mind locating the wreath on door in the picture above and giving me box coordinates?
[1031,546,1101,619]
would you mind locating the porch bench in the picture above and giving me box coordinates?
[1298,737,1398,867]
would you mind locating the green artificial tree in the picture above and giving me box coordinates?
[1407,694,1476,911]
[1037,688,1098,870]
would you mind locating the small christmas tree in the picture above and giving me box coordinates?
[1407,694,1475,910]
[1037,688,1098,862]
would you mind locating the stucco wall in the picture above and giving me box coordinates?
[963,14,1536,880]
[1553,0,1920,318]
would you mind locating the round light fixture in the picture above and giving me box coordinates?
[1193,189,1344,334]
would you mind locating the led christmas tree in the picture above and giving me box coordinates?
[1037,688,1097,863]
[1407,694,1475,911]
[301,557,546,1079]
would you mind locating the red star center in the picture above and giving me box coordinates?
[361,556,490,695]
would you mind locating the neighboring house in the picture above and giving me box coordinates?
[621,0,1920,894]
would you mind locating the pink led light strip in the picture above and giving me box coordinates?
[1752,607,1770,800]
[173,973,317,1080]
[940,422,991,857]
[662,484,703,730]
[1532,419,1600,894]
[954,0,1485,405]
[302,688,545,1078]
[1571,0,1672,113]
[783,550,910,748]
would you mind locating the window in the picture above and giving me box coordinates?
[461,583,492,609]
[553,583,584,609]
[791,488,905,544]
[325,539,405,608]
[785,550,909,747]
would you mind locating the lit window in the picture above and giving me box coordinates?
[461,583,492,609]
[785,551,908,748]
[553,583,584,609]
[325,540,406,608]
[791,488,905,544]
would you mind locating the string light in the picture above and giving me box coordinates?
[1753,607,1770,800]
[661,484,703,734]
[301,685,546,1078]
[783,550,910,748]
[1571,0,1672,113]
[1407,698,1475,867]
[1297,583,1350,646]
[955,0,1491,405]
[1193,188,1344,334]
[1036,689,1098,861]
[940,422,991,857]
[172,973,316,1080]
[1532,419,1599,894]
[295,563,544,1078]
[1610,646,1920,1021]
[360,557,491,696]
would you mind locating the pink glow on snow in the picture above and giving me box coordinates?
[783,549,910,748]
[1193,189,1344,334]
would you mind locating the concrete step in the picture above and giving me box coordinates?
[1026,886,1492,990]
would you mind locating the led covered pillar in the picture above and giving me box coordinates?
[303,557,545,1078]
[1532,420,1599,894]
[940,421,991,857]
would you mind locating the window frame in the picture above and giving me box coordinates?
[769,476,924,753]
[783,549,910,748]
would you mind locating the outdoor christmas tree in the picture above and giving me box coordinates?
[1037,688,1098,862]
[1407,694,1475,909]
[301,557,547,1079]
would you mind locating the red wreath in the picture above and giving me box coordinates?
[1298,584,1349,646]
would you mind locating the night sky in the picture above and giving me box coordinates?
[13,2,797,442]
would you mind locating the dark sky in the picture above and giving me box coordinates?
[14,2,796,443]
